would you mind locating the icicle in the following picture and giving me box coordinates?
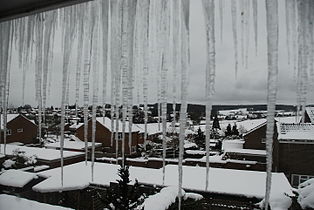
[0,21,13,155]
[231,0,238,77]
[178,0,190,209]
[127,1,137,154]
[60,6,77,187]
[34,14,44,146]
[202,0,216,192]
[83,3,93,165]
[244,0,250,69]
[101,0,109,125]
[252,0,258,55]
[264,0,279,209]
[90,1,100,182]
[121,0,130,167]
[75,5,85,118]
[219,0,224,42]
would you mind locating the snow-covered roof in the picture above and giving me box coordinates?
[0,144,84,161]
[33,161,292,206]
[0,114,19,129]
[0,114,37,130]
[224,148,266,156]
[69,123,84,129]
[136,123,162,135]
[276,122,314,143]
[219,108,248,116]
[141,165,293,202]
[0,169,38,188]
[96,117,141,132]
[45,136,102,150]
[33,161,159,193]
[305,107,314,124]
[0,194,73,210]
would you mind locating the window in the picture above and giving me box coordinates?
[6,129,11,135]
[118,133,123,140]
[261,137,266,143]
[17,128,23,133]
[291,174,314,187]
[131,146,137,153]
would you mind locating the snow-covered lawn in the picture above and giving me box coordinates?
[45,136,102,151]
[0,194,73,210]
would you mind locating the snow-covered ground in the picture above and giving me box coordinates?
[0,194,73,210]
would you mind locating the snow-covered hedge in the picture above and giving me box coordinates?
[298,178,314,209]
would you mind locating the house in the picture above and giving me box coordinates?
[274,122,314,187]
[74,117,143,155]
[304,107,314,124]
[0,114,38,145]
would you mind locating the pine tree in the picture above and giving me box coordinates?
[225,124,232,136]
[194,127,205,148]
[232,123,239,136]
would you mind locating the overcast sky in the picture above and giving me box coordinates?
[8,0,313,107]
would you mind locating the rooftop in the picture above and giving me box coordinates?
[277,122,314,143]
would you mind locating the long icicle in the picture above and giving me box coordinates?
[102,0,109,129]
[178,0,190,209]
[264,0,279,209]
[253,0,258,55]
[231,0,238,77]
[202,0,216,192]
[91,1,100,182]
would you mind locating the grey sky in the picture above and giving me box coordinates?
[8,0,311,107]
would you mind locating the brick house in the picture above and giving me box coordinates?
[242,117,314,187]
[74,117,143,154]
[274,122,314,187]
[1,114,38,145]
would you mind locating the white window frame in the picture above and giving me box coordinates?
[6,129,11,135]
[17,128,23,133]
[261,137,266,144]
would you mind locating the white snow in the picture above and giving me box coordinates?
[97,117,141,133]
[183,192,203,201]
[277,122,314,142]
[0,114,19,129]
[298,178,314,209]
[2,159,16,168]
[45,137,102,150]
[0,169,37,188]
[0,144,84,161]
[0,194,73,210]
[222,139,244,150]
[136,123,162,135]
[142,186,184,210]
[224,148,266,156]
[185,150,206,155]
[34,165,50,172]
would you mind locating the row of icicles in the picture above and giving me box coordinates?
[1,0,314,209]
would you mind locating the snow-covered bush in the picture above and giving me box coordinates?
[2,149,37,169]
[298,178,314,209]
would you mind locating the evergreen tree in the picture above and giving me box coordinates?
[98,162,145,210]
[225,124,232,136]
[232,123,239,136]
[212,115,220,130]
[194,127,205,148]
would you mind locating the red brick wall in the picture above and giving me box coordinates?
[243,124,266,150]
[1,115,38,144]
[75,120,142,154]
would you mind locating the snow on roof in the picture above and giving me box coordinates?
[69,123,84,129]
[0,114,19,129]
[140,165,293,201]
[0,194,73,210]
[33,161,159,193]
[277,122,314,142]
[45,136,102,150]
[224,148,266,156]
[96,117,141,132]
[219,108,248,116]
[0,169,38,188]
[305,107,314,124]
[0,144,84,161]
[33,161,292,207]
[136,123,162,135]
